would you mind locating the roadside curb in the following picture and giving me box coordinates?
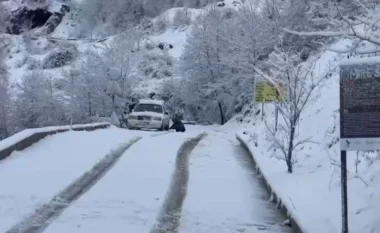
[6,136,141,233]
[0,123,111,161]
[236,134,304,233]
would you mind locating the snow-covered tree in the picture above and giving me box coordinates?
[60,68,82,127]
[284,1,380,54]
[60,32,140,121]
[255,49,332,173]
[106,76,122,110]
[77,0,219,36]
[180,8,235,124]
[0,1,7,33]
[0,46,10,139]
[13,71,67,129]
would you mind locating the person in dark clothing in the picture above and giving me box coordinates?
[129,102,136,113]
[170,113,186,132]
[127,97,138,113]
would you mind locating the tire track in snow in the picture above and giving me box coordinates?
[150,133,207,233]
[5,137,142,233]
[150,131,170,137]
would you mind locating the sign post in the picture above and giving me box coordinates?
[255,80,285,126]
[340,58,380,233]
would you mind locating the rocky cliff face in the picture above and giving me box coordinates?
[3,0,69,35]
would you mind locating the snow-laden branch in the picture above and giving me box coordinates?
[283,28,348,37]
[284,5,380,50]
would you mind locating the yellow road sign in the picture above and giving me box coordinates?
[255,81,286,103]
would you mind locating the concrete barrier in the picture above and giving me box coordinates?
[0,123,111,161]
[236,134,304,233]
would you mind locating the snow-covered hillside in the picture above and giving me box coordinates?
[1,0,258,137]
[2,0,245,90]
[231,38,380,233]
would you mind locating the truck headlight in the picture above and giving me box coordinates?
[128,115,137,120]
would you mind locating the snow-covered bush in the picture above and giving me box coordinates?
[15,56,27,68]
[172,9,191,28]
[26,56,42,70]
[145,41,156,51]
[43,43,78,69]
[137,52,174,79]
[154,13,169,33]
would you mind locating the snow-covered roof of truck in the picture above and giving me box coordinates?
[138,99,165,105]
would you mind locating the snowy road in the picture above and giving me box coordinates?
[42,128,205,233]
[180,131,292,233]
[2,126,293,233]
[0,127,152,233]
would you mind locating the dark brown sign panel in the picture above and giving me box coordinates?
[340,62,380,140]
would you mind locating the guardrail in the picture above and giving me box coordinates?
[0,123,111,161]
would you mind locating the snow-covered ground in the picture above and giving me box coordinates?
[180,131,291,233]
[150,29,190,59]
[0,127,154,233]
[232,42,380,233]
[43,127,204,233]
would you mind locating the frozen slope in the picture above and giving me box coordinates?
[43,127,205,233]
[180,131,292,233]
[0,127,152,233]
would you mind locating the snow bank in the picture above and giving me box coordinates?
[231,42,380,233]
[0,122,110,153]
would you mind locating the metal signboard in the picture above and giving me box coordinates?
[340,59,380,151]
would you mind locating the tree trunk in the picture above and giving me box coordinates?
[0,105,8,138]
[88,92,92,117]
[287,121,295,173]
[112,95,115,110]
[218,102,226,125]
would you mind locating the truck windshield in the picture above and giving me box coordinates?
[133,104,163,113]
